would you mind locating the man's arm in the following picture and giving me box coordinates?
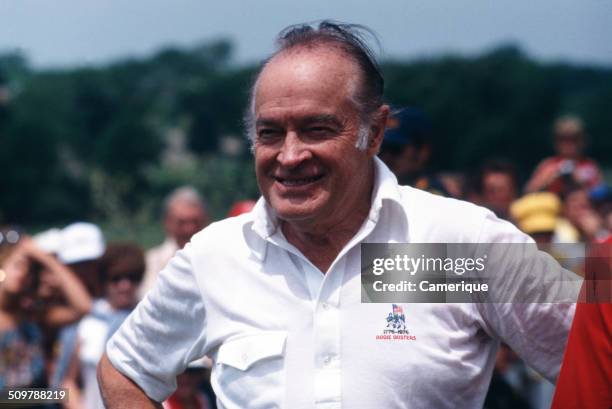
[97,353,162,409]
[474,211,581,381]
[101,241,207,404]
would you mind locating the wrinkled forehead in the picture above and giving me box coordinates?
[254,46,361,112]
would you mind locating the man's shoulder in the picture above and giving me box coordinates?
[396,185,499,241]
[190,213,253,250]
[399,185,491,219]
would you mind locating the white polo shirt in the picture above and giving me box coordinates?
[107,158,578,409]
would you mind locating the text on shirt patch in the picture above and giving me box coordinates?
[375,304,417,341]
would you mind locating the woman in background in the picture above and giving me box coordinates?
[0,230,92,398]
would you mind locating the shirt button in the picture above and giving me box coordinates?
[242,353,248,362]
[322,303,330,310]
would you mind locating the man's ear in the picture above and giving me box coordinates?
[367,104,390,156]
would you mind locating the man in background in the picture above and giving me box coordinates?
[378,107,449,196]
[138,186,208,299]
[477,159,519,220]
[525,115,602,196]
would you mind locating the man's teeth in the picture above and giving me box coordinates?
[280,176,319,186]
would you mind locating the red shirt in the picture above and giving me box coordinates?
[531,156,602,194]
[551,243,612,409]
[163,393,210,409]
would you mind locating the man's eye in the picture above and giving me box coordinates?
[306,127,334,137]
[257,129,281,140]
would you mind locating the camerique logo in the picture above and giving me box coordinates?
[375,304,416,341]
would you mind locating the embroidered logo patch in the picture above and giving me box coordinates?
[375,304,416,341]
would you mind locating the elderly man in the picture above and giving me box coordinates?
[138,186,209,298]
[98,22,578,408]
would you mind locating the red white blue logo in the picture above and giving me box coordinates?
[376,304,416,341]
[386,304,406,332]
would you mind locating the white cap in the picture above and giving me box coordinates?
[33,228,62,254]
[58,222,106,264]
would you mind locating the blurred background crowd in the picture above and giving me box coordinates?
[1,5,611,409]
[1,90,610,409]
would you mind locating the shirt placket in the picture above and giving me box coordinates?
[311,257,344,409]
[284,250,343,408]
[267,215,380,409]
[308,214,382,409]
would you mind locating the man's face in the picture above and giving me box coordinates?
[482,171,517,215]
[164,202,207,248]
[564,189,591,225]
[252,48,383,227]
[555,132,584,159]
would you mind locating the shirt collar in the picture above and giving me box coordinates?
[246,156,405,260]
[369,156,403,221]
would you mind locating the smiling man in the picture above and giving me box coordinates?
[97,22,578,409]
[252,36,387,273]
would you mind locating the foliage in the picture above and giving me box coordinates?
[0,42,610,231]
[144,153,260,220]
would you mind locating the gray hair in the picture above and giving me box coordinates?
[163,186,206,216]
[245,21,385,151]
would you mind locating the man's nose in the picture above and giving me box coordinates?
[277,132,311,167]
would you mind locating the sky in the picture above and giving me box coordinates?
[1,0,611,69]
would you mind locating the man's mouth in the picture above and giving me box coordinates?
[274,174,324,187]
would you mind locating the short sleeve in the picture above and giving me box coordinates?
[474,211,581,382]
[105,242,207,402]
